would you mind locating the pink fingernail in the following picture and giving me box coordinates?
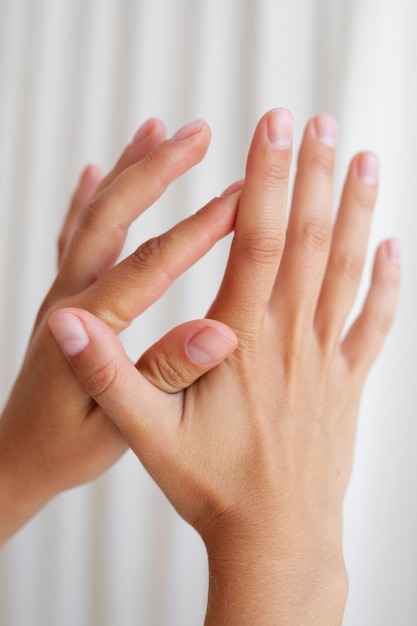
[313,114,337,148]
[171,119,204,141]
[267,108,293,151]
[132,118,154,144]
[48,312,90,357]
[186,328,235,366]
[387,239,401,264]
[221,179,245,197]
[357,152,379,187]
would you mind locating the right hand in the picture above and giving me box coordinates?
[0,117,239,545]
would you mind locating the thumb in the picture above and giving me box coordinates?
[48,307,171,453]
[137,319,237,392]
[48,309,237,398]
[48,308,237,453]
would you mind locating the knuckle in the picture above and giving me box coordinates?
[139,151,170,190]
[79,190,128,254]
[84,359,122,399]
[270,158,291,182]
[303,150,334,178]
[351,185,375,212]
[148,354,191,392]
[300,217,331,250]
[369,307,394,337]
[255,157,290,191]
[239,229,285,266]
[82,193,105,227]
[72,194,107,241]
[259,162,290,194]
[334,251,363,284]
[133,236,164,268]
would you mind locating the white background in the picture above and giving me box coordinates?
[0,1,416,624]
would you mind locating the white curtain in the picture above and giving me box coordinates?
[0,1,416,624]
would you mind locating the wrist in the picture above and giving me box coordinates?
[206,554,347,626]
[203,514,348,625]
[0,413,58,546]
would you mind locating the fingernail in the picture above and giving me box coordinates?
[267,108,293,151]
[186,328,235,366]
[79,164,91,182]
[171,119,204,141]
[48,312,89,357]
[313,114,337,148]
[357,152,379,187]
[387,239,401,264]
[221,179,245,197]
[132,118,154,144]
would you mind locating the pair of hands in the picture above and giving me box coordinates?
[0,109,400,624]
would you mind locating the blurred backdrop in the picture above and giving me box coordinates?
[0,0,416,624]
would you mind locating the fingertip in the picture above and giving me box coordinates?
[80,163,102,185]
[355,152,379,187]
[48,310,90,357]
[221,179,245,197]
[384,238,401,265]
[132,118,156,144]
[311,114,338,149]
[171,119,206,142]
[186,324,238,367]
[167,119,211,164]
[266,108,293,151]
[373,239,401,283]
[131,117,167,144]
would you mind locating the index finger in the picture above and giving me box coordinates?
[70,190,240,333]
[56,120,211,296]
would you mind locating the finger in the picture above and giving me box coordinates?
[47,308,176,448]
[315,152,379,350]
[57,119,211,294]
[58,164,102,266]
[270,114,337,323]
[137,319,237,392]
[72,190,240,332]
[208,108,293,336]
[48,310,236,396]
[94,118,167,196]
[341,239,401,376]
[57,120,166,284]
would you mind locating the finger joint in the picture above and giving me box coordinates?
[239,230,285,267]
[85,359,122,399]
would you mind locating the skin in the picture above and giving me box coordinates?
[0,117,241,546]
[52,109,401,624]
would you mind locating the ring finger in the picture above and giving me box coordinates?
[314,152,379,350]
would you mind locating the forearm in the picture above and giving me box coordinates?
[0,475,50,548]
[0,481,47,548]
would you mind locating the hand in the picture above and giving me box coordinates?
[53,110,400,624]
[0,118,240,545]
